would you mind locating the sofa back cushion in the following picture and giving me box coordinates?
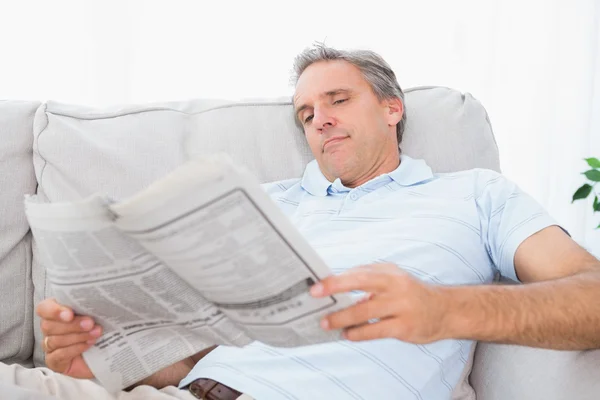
[33,87,500,202]
[184,87,501,179]
[0,100,40,366]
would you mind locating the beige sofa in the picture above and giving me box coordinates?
[1,87,598,399]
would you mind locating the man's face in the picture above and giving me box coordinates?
[293,60,402,186]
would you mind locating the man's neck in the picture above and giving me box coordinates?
[340,153,401,188]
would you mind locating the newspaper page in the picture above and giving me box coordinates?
[111,154,355,349]
[25,195,251,392]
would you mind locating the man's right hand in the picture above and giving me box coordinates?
[36,298,103,379]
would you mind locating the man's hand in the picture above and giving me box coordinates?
[36,298,102,379]
[37,298,219,388]
[310,263,449,343]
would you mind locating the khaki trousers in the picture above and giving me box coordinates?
[0,362,253,400]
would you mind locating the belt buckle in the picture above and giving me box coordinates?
[188,378,218,399]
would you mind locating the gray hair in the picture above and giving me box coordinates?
[291,43,407,149]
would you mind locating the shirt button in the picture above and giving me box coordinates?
[350,193,358,200]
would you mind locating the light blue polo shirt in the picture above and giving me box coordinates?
[180,155,558,399]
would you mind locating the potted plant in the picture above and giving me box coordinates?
[572,157,600,228]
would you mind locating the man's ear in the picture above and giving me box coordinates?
[385,97,404,127]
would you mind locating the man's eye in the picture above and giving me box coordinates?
[304,115,313,124]
[334,99,347,105]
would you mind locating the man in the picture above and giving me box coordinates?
[26,44,600,399]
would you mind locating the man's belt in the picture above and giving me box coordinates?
[187,378,243,400]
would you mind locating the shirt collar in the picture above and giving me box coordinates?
[389,154,435,186]
[301,154,434,197]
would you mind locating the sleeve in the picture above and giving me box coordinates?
[475,169,561,282]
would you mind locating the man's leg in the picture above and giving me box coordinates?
[0,362,196,400]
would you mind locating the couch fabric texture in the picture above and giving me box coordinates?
[0,100,40,367]
[1,87,598,399]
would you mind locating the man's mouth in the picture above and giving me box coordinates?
[323,136,347,150]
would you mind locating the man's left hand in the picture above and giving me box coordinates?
[310,263,451,343]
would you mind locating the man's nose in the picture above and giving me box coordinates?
[312,108,336,131]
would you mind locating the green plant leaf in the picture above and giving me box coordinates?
[585,157,600,169]
[583,169,600,182]
[595,196,600,212]
[572,184,593,201]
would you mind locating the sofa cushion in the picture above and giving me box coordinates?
[33,87,501,204]
[471,343,600,400]
[184,87,501,179]
[0,100,40,366]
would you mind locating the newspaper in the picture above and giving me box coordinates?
[25,154,354,392]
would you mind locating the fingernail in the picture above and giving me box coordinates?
[80,319,93,330]
[59,310,71,321]
[90,326,102,337]
[320,318,329,330]
[310,283,324,297]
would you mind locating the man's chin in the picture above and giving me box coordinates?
[324,163,353,182]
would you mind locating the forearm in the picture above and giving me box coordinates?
[444,269,600,350]
[128,346,218,389]
[128,357,195,390]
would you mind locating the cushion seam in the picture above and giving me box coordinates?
[1,240,29,361]
[17,234,33,361]
[42,87,499,163]
[46,86,461,120]
[35,104,50,194]
[46,101,294,121]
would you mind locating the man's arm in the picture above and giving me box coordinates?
[312,226,600,350]
[445,225,600,350]
[128,345,218,389]
[127,357,196,389]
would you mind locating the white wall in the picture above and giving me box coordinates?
[1,0,598,253]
